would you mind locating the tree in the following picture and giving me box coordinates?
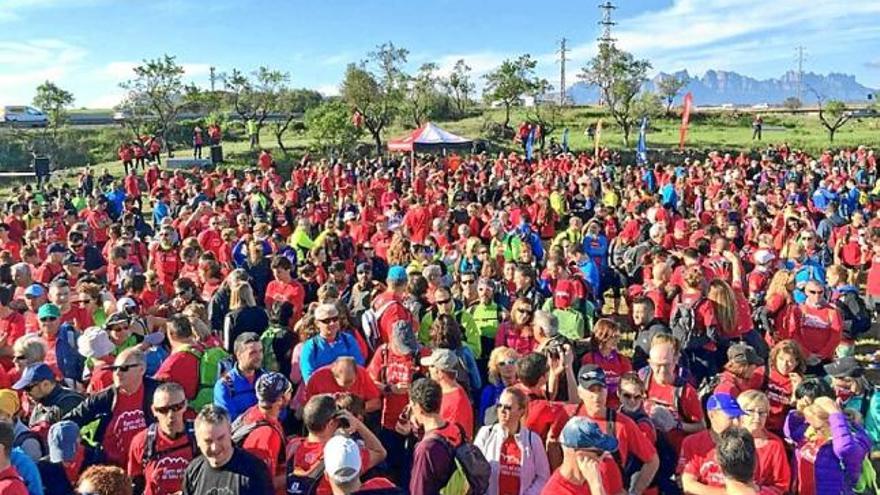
[406,63,440,127]
[818,99,851,143]
[305,99,363,158]
[441,59,474,118]
[32,81,74,140]
[483,55,548,129]
[581,44,652,145]
[270,88,323,152]
[340,42,409,155]
[783,97,802,110]
[223,67,290,148]
[527,102,564,151]
[656,74,689,115]
[119,55,188,156]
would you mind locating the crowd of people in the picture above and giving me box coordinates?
[0,140,875,495]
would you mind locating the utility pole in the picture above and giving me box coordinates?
[209,66,217,92]
[795,46,805,103]
[597,1,617,105]
[558,37,570,106]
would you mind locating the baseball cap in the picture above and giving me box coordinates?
[314,303,339,321]
[105,311,131,328]
[421,348,459,372]
[24,284,45,298]
[753,249,775,266]
[560,416,618,452]
[37,303,60,320]
[727,343,763,366]
[12,363,55,390]
[577,364,607,389]
[47,243,67,254]
[77,326,115,359]
[554,280,574,309]
[255,372,292,405]
[706,393,745,418]
[387,265,408,282]
[48,420,79,463]
[824,356,862,379]
[0,390,20,418]
[116,297,138,313]
[356,262,370,275]
[324,435,362,484]
[391,320,418,355]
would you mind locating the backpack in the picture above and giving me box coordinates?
[13,429,46,459]
[751,304,777,339]
[182,345,233,410]
[429,423,491,495]
[836,291,872,338]
[285,437,325,495]
[616,409,659,488]
[230,416,286,465]
[670,296,708,351]
[141,421,198,464]
[261,325,289,372]
[361,300,400,352]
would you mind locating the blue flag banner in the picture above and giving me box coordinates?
[636,117,648,165]
[562,128,569,153]
[526,127,536,160]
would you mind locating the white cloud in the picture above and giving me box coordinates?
[0,39,87,106]
[316,84,339,97]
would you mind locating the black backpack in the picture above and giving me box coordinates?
[141,421,198,464]
[285,437,325,495]
[836,291,872,338]
[428,423,491,495]
[670,296,709,351]
[13,429,47,459]
[230,416,286,466]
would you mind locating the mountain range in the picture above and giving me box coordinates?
[564,70,877,106]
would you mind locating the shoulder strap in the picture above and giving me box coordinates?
[142,423,159,464]
[605,407,617,440]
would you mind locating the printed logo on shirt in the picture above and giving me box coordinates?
[698,459,725,486]
[802,313,831,329]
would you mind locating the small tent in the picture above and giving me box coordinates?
[387,122,472,153]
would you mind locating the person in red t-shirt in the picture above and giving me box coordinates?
[679,393,748,494]
[265,256,305,319]
[765,340,805,435]
[305,358,381,413]
[539,416,621,495]
[713,343,765,399]
[735,390,792,494]
[153,316,202,402]
[236,372,291,491]
[288,395,386,495]
[0,422,27,495]
[422,348,474,440]
[128,383,196,495]
[796,280,843,364]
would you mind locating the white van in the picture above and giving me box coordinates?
[1,106,48,126]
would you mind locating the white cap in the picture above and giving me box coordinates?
[116,297,137,313]
[76,326,115,359]
[753,249,775,266]
[323,435,361,484]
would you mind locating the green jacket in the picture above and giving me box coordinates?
[419,309,482,358]
[468,302,504,340]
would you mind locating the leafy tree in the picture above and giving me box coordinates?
[441,59,474,118]
[581,44,652,145]
[483,55,548,129]
[305,99,363,157]
[818,99,851,143]
[118,55,188,155]
[32,81,74,140]
[223,66,290,148]
[270,88,323,152]
[783,97,802,110]
[656,74,689,115]
[406,63,440,127]
[340,42,409,155]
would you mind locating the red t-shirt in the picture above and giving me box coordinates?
[128,426,195,495]
[521,395,568,442]
[264,279,306,318]
[539,462,623,495]
[291,438,370,495]
[643,378,704,453]
[754,433,791,494]
[797,303,842,359]
[304,365,380,405]
[580,351,632,409]
[238,406,285,479]
[102,385,147,467]
[498,436,522,495]
[0,465,27,495]
[765,368,794,434]
[678,430,724,486]
[366,344,428,429]
[441,386,474,441]
[554,406,657,468]
[153,350,201,400]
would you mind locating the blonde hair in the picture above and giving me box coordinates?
[765,269,795,302]
[487,347,518,386]
[737,390,769,411]
[229,281,256,309]
[707,279,737,336]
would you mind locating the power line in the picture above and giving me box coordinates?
[558,37,570,106]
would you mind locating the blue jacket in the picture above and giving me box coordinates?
[11,448,42,495]
[582,234,609,270]
[152,200,169,227]
[299,332,364,384]
[213,366,265,422]
[54,323,84,385]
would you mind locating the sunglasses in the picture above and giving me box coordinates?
[39,317,57,323]
[318,317,339,324]
[517,308,533,314]
[620,392,644,401]
[806,290,823,295]
[363,246,374,251]
[478,250,489,255]
[12,355,26,362]
[435,299,452,305]
[107,363,140,373]
[461,279,475,285]
[154,401,187,415]
[500,358,518,366]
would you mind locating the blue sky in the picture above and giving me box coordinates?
[1,0,878,108]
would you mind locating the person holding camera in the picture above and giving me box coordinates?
[287,394,387,495]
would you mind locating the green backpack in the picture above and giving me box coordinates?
[855,457,878,494]
[183,346,232,410]
[260,326,287,372]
